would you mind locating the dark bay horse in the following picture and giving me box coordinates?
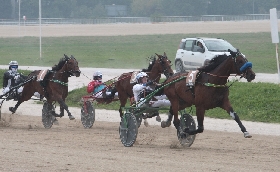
[115,52,174,118]
[9,54,81,120]
[161,50,255,138]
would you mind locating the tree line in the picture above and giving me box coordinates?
[0,0,279,19]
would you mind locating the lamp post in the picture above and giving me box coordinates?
[253,0,255,14]
[18,0,20,36]
[39,0,42,59]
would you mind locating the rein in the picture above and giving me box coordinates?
[202,72,240,78]
[136,76,186,106]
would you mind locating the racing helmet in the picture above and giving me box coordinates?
[136,72,148,83]
[93,71,102,80]
[9,61,18,70]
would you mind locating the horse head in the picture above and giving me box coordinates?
[228,49,255,82]
[64,54,81,77]
[155,52,174,79]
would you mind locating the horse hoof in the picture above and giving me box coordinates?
[69,115,75,120]
[161,120,171,128]
[244,132,252,138]
[144,119,149,127]
[9,107,16,114]
[156,115,161,122]
[53,118,59,125]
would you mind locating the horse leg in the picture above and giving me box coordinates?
[161,107,173,128]
[9,89,33,114]
[226,106,251,138]
[118,95,128,118]
[221,99,251,138]
[188,107,204,135]
[59,105,64,117]
[57,99,75,120]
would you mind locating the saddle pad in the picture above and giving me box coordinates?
[130,71,140,84]
[186,70,198,87]
[37,69,49,82]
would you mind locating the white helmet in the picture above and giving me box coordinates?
[93,71,102,80]
[9,61,18,70]
[136,72,148,83]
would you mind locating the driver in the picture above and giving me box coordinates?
[2,61,40,100]
[132,72,171,122]
[87,71,117,98]
[2,61,24,97]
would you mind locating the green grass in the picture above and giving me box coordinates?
[1,32,280,124]
[0,32,277,73]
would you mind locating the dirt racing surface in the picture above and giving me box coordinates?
[0,114,279,172]
[0,21,280,171]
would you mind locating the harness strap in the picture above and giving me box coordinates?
[203,83,227,87]
[50,79,68,86]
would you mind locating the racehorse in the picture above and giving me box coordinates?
[115,52,174,118]
[9,54,81,120]
[161,49,255,138]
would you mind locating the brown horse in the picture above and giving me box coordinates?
[161,50,255,139]
[115,52,174,118]
[9,54,81,120]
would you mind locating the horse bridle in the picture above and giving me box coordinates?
[159,56,172,78]
[232,52,250,78]
[65,56,81,76]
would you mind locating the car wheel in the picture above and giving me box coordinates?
[175,60,184,73]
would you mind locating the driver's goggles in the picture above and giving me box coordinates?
[10,65,18,69]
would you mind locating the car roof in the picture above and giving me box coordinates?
[181,37,225,41]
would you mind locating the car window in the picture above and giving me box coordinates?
[204,40,237,52]
[179,41,186,49]
[184,40,193,51]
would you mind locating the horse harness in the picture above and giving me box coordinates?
[184,53,250,98]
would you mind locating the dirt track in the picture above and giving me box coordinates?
[1,21,280,171]
[0,114,279,172]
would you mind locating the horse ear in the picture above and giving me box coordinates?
[228,49,234,56]
[164,52,167,56]
[155,53,159,57]
[228,49,237,57]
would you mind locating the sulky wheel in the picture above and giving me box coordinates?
[178,113,196,147]
[119,113,138,147]
[81,101,95,129]
[42,101,56,129]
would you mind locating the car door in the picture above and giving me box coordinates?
[188,40,207,69]
[180,40,195,70]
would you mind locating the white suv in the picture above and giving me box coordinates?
[175,37,238,72]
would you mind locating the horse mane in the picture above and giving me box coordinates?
[52,54,70,71]
[198,54,229,72]
[142,55,156,72]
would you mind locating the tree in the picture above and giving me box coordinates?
[0,0,13,19]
